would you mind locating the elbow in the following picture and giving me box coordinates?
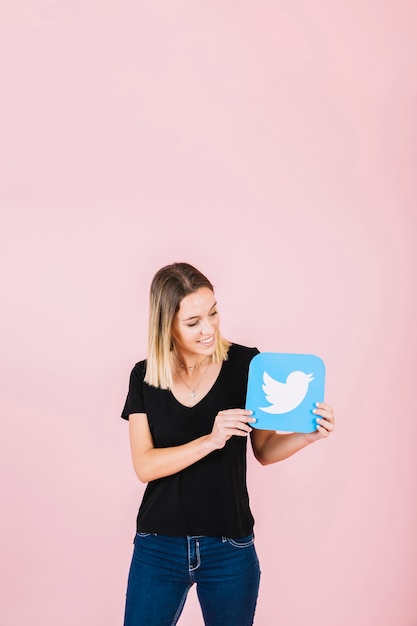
[256,454,282,467]
[135,471,149,484]
[133,460,165,483]
[253,444,285,466]
[133,463,151,484]
[258,457,271,466]
[253,449,271,466]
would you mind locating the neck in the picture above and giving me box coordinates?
[173,351,210,371]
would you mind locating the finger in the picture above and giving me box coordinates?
[219,408,254,414]
[316,417,334,435]
[228,419,254,433]
[316,422,331,437]
[231,428,252,437]
[314,410,334,423]
[216,424,252,437]
[220,417,254,434]
[313,403,334,423]
[218,413,256,425]
[314,402,334,415]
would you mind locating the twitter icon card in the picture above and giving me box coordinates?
[245,353,325,433]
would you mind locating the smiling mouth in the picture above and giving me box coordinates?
[199,336,214,345]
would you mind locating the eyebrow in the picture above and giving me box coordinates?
[182,301,217,322]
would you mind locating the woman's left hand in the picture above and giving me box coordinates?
[251,402,335,464]
[305,402,335,443]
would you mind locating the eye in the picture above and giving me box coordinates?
[187,320,199,327]
[210,311,218,317]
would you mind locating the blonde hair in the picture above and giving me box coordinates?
[144,262,230,389]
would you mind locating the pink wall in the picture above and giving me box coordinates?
[1,2,416,624]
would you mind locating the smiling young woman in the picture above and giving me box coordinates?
[120,262,335,626]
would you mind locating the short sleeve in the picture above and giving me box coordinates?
[121,361,147,420]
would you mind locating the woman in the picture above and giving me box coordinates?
[121,262,334,626]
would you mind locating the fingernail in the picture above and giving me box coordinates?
[315,402,321,407]
[312,409,317,414]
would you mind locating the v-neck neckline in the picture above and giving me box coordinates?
[169,360,225,409]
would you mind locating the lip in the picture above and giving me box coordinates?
[198,336,214,346]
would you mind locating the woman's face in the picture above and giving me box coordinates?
[172,287,220,362]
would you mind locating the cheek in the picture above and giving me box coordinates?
[176,327,197,344]
[171,324,185,346]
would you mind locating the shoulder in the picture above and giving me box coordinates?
[226,343,259,364]
[129,359,147,382]
[121,359,148,420]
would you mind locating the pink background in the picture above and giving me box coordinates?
[1,1,416,624]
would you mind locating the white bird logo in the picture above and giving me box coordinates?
[260,370,314,414]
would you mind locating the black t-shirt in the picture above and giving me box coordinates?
[121,343,259,537]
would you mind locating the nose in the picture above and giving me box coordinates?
[200,319,213,334]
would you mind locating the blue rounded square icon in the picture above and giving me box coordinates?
[245,353,325,433]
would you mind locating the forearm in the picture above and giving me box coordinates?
[132,435,216,483]
[129,409,254,483]
[252,430,311,466]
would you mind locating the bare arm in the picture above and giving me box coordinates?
[250,429,311,465]
[129,409,255,483]
[251,402,335,465]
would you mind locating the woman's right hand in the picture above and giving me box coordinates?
[209,409,256,449]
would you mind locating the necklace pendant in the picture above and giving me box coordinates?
[191,391,197,398]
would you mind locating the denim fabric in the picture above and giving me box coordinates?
[124,533,261,626]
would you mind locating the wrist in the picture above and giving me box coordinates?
[303,430,318,444]
[202,433,219,453]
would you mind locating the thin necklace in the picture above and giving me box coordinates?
[173,352,210,370]
[175,360,211,398]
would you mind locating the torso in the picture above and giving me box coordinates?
[121,343,260,536]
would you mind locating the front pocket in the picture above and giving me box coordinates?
[133,533,156,543]
[225,534,254,548]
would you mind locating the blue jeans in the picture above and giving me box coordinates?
[124,533,261,626]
